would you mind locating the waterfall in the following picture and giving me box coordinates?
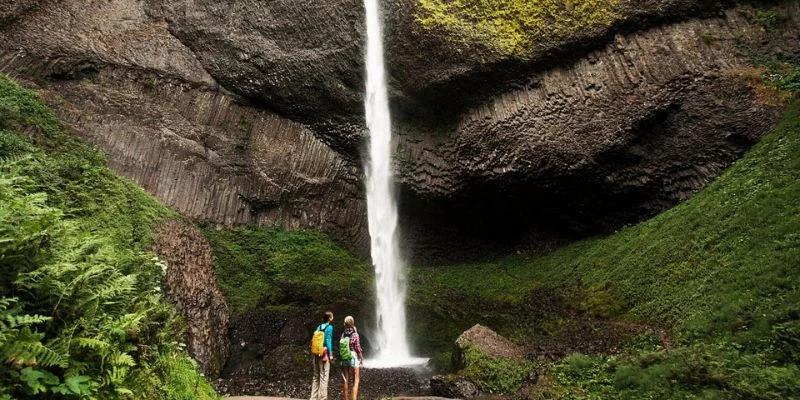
[363,0,423,368]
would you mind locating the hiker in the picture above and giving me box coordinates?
[310,311,334,400]
[339,315,364,400]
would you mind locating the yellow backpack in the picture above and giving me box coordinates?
[310,323,328,356]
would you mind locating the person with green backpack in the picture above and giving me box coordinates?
[310,311,334,400]
[339,316,364,400]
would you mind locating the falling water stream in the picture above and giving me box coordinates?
[363,0,426,368]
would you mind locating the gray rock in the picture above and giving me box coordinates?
[453,324,524,370]
[1,0,798,262]
[153,220,229,378]
[430,375,479,399]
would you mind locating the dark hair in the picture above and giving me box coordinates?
[322,311,333,323]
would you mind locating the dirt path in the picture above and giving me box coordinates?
[225,397,452,400]
[225,397,298,400]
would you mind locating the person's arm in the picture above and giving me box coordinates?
[324,324,334,355]
[353,332,364,361]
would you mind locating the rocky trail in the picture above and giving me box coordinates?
[225,397,452,400]
[217,366,435,400]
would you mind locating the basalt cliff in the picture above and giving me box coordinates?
[1,0,798,262]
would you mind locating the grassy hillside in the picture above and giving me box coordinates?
[410,101,800,398]
[0,76,218,399]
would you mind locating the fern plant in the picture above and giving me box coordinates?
[0,298,63,368]
[0,76,218,399]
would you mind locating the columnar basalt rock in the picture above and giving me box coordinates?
[393,3,799,261]
[0,0,798,262]
[153,220,230,378]
[0,0,370,253]
[33,75,370,252]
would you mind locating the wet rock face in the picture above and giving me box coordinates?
[145,0,733,128]
[153,220,230,378]
[39,76,369,252]
[0,0,798,262]
[0,0,41,26]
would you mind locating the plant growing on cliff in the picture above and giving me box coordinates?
[0,75,218,399]
[415,0,621,56]
[755,55,800,97]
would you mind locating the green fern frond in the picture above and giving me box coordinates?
[0,298,16,310]
[70,337,111,353]
[0,153,30,166]
[6,314,50,327]
[94,275,136,303]
[109,352,136,368]
[1,327,68,368]
[106,312,146,340]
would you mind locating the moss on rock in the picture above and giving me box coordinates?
[202,226,371,316]
[461,346,538,394]
[415,0,622,56]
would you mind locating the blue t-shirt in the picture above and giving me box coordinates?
[317,323,333,354]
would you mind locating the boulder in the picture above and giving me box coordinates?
[453,324,524,370]
[430,374,479,399]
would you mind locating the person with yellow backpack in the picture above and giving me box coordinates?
[310,311,334,400]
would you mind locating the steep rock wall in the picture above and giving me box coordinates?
[394,3,799,260]
[0,0,797,262]
[0,0,369,253]
[151,0,739,131]
[153,220,230,377]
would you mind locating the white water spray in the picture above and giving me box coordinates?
[363,0,425,368]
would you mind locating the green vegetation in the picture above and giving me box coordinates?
[410,101,800,397]
[461,346,539,394]
[699,30,717,44]
[0,75,217,399]
[143,77,158,91]
[755,54,800,97]
[756,9,787,30]
[415,0,621,56]
[202,226,370,316]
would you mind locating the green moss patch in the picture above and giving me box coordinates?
[202,226,371,316]
[754,54,800,97]
[461,346,538,394]
[415,0,621,56]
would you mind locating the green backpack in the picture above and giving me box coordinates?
[339,332,352,361]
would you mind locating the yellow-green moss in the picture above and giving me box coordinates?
[416,0,622,56]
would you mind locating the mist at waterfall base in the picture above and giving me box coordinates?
[362,0,427,369]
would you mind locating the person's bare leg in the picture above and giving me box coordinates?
[352,366,360,400]
[342,367,350,400]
